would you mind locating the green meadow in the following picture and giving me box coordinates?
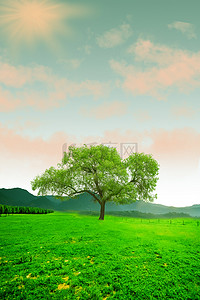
[0,212,200,299]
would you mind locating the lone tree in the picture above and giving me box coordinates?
[31,144,159,220]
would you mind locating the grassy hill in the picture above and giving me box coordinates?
[0,188,37,206]
[0,187,200,217]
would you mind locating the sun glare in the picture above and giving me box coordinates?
[0,0,87,45]
[15,2,56,33]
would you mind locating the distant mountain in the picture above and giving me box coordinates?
[0,188,37,206]
[0,188,200,217]
[45,195,62,205]
[29,196,57,210]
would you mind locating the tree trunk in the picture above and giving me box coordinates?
[99,201,106,220]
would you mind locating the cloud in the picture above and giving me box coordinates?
[0,60,109,111]
[145,127,200,167]
[0,86,22,111]
[110,39,200,98]
[0,62,32,87]
[0,122,79,170]
[168,21,196,39]
[79,100,128,120]
[127,39,184,66]
[2,123,199,168]
[79,127,200,171]
[96,24,132,48]
[0,122,79,193]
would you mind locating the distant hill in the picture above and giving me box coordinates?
[0,188,200,217]
[78,210,192,219]
[0,188,37,206]
[29,196,56,210]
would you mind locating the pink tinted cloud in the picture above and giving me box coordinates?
[79,127,200,170]
[0,85,66,112]
[0,123,78,168]
[0,62,32,87]
[168,21,196,39]
[1,123,199,171]
[0,125,81,192]
[111,40,200,98]
[146,128,200,171]
[96,24,132,48]
[0,60,108,111]
[79,100,128,120]
[0,87,22,112]
[128,39,187,66]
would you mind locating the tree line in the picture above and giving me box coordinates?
[0,204,54,216]
[78,210,192,219]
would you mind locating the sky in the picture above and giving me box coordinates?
[0,0,200,207]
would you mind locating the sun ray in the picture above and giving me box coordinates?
[0,0,90,47]
[0,0,65,44]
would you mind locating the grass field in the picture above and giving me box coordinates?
[0,212,200,299]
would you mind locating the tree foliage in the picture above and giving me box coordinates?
[0,204,54,216]
[31,144,159,220]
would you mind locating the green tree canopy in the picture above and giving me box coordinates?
[31,144,159,220]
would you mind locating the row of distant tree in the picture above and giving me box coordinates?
[0,204,54,216]
[78,210,192,219]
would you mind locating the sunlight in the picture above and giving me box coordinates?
[0,0,89,46]
[12,1,57,34]
[0,0,63,43]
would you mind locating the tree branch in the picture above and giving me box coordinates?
[67,185,101,204]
